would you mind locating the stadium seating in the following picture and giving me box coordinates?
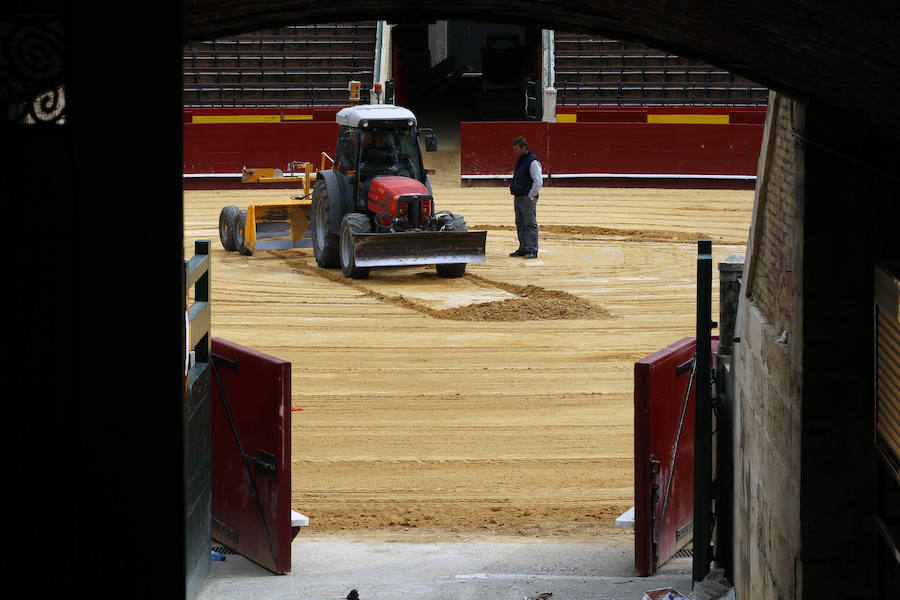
[554,33,768,106]
[183,26,767,109]
[183,22,376,106]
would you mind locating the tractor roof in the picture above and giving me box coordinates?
[336,104,417,128]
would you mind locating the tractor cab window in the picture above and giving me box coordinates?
[359,126,422,182]
[334,126,358,175]
[360,130,399,179]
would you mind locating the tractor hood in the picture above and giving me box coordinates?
[367,176,432,228]
[367,176,430,205]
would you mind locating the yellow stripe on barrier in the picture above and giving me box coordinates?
[192,115,281,124]
[556,113,577,123]
[647,114,730,124]
[192,114,313,124]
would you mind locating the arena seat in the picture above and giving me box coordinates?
[554,33,768,107]
[183,22,376,107]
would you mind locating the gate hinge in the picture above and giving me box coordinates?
[245,449,278,476]
[212,352,240,372]
[676,358,695,376]
[212,518,239,543]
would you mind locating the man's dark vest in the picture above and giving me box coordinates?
[509,150,538,196]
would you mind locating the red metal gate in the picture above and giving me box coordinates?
[634,336,717,575]
[209,338,294,574]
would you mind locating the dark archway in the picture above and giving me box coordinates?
[6,2,899,598]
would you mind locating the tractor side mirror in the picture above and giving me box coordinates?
[420,128,437,152]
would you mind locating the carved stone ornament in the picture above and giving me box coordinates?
[0,18,67,124]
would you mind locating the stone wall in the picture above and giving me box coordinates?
[731,90,900,599]
[747,97,798,336]
[731,93,803,599]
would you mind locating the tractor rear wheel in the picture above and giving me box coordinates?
[311,180,340,268]
[340,213,372,279]
[436,214,468,278]
[234,209,253,256]
[218,205,240,251]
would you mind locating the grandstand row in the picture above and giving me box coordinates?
[183,22,768,110]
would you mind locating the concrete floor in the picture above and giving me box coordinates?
[197,531,694,600]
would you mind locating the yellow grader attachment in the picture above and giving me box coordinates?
[218,161,317,255]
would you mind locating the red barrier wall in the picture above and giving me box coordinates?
[184,107,765,188]
[549,122,763,176]
[183,108,344,188]
[459,121,550,177]
[183,121,338,174]
[460,108,765,186]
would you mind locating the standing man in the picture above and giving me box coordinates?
[509,136,542,259]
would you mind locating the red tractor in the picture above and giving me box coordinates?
[311,105,486,279]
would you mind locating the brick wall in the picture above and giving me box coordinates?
[731,93,803,599]
[748,99,798,336]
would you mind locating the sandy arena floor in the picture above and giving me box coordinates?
[183,182,752,544]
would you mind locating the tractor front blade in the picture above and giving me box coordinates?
[352,230,487,267]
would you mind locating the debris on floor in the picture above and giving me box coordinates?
[643,588,688,600]
[689,568,734,600]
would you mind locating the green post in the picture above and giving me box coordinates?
[693,239,714,583]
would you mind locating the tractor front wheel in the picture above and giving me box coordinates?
[340,213,372,279]
[436,214,468,278]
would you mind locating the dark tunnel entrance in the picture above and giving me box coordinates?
[391,21,542,123]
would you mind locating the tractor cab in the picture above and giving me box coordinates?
[333,105,436,208]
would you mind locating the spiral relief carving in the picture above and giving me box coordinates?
[0,19,67,124]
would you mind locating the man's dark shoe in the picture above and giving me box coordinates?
[509,249,526,257]
[523,251,538,259]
